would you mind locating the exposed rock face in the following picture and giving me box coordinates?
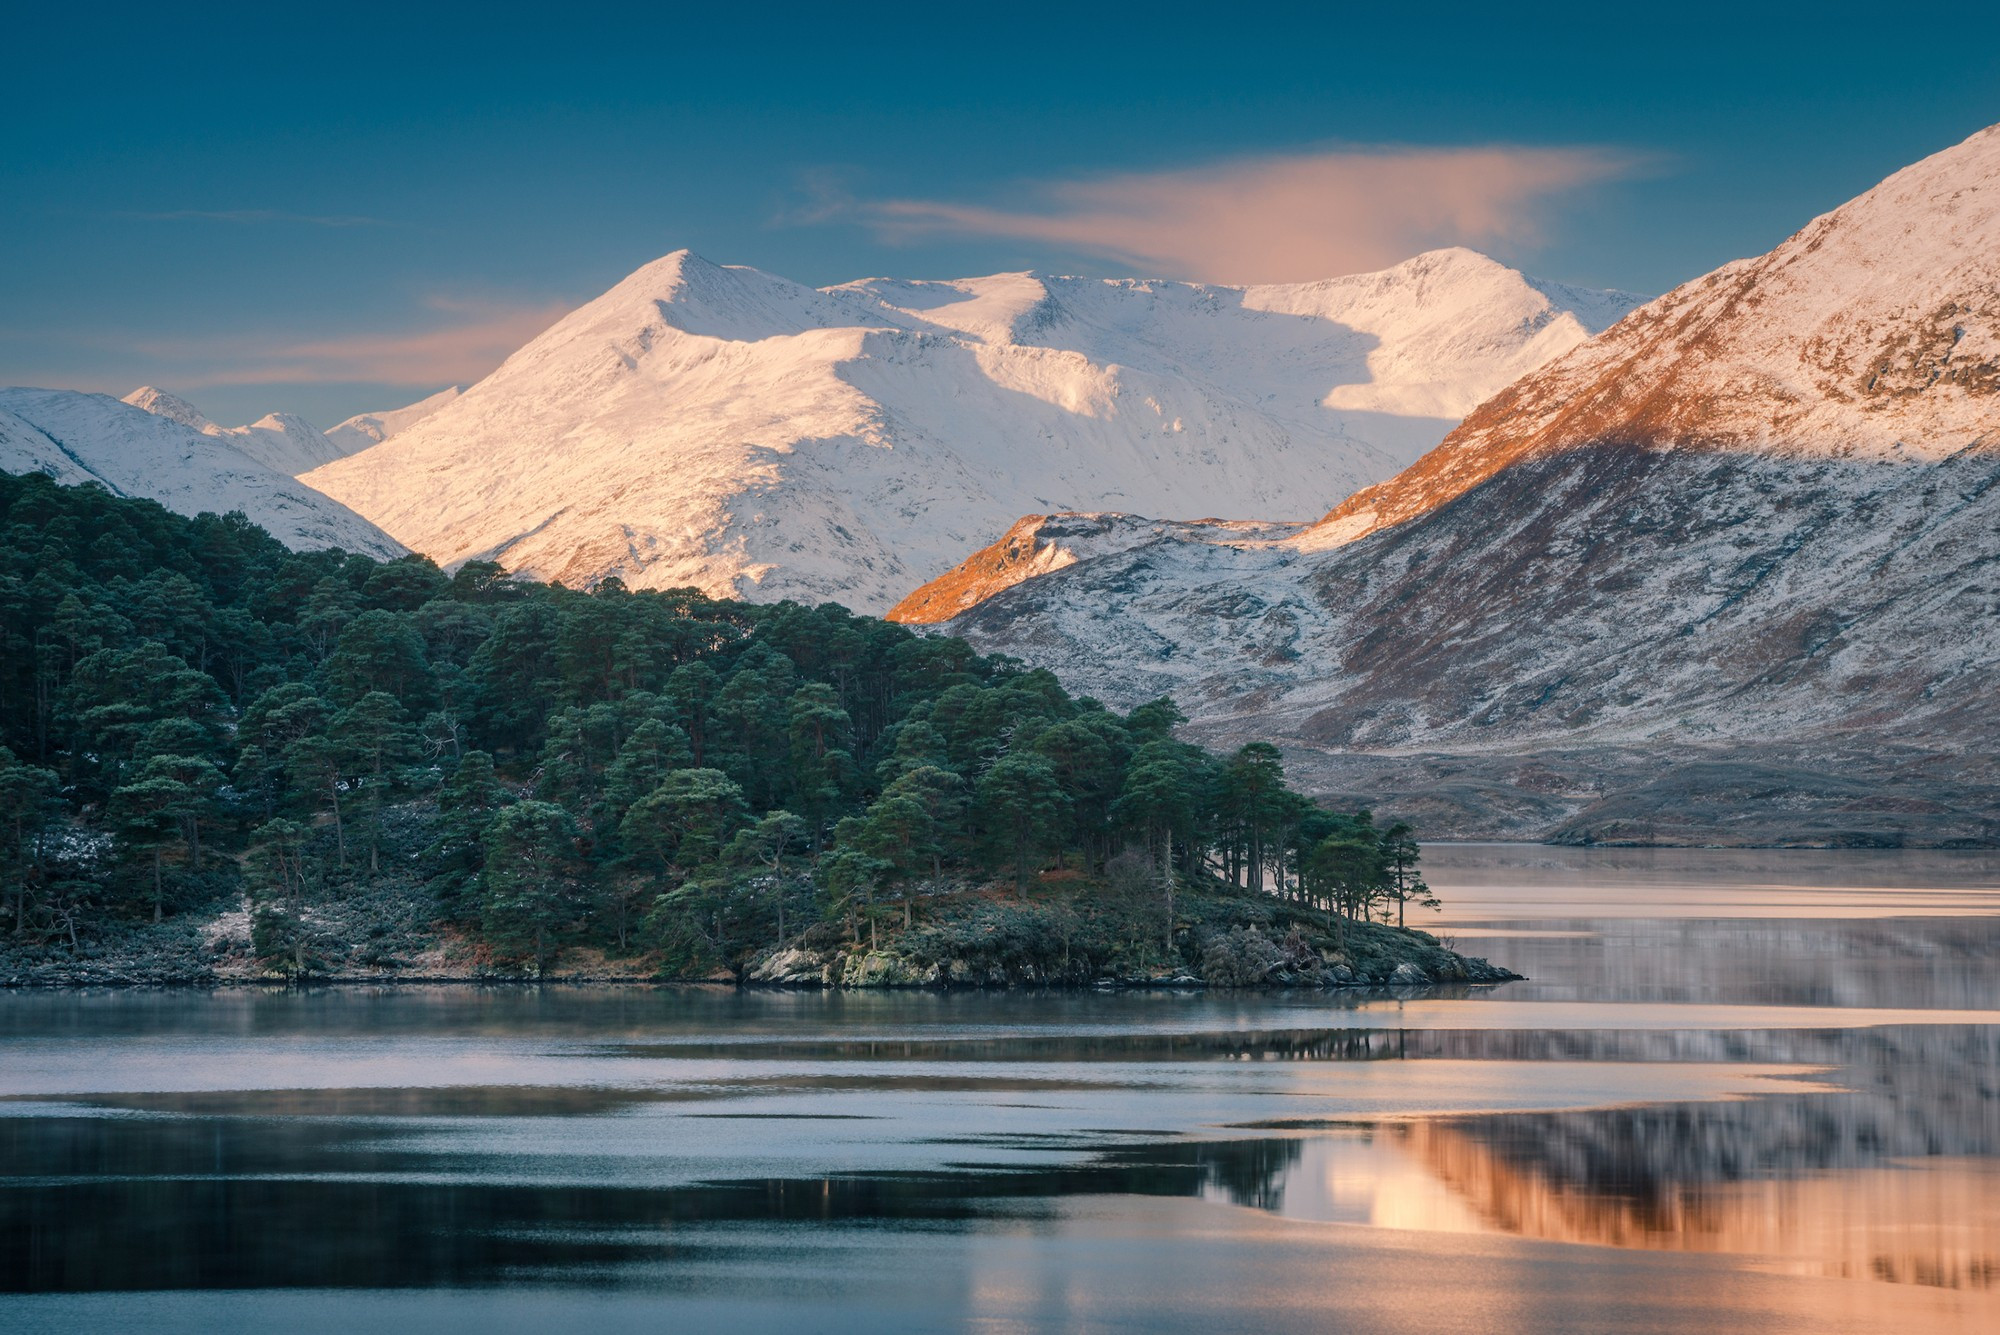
[887,513,1301,624]
[934,124,2000,844]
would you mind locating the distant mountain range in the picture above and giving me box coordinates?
[296,247,1640,612]
[0,378,463,557]
[0,388,403,557]
[922,122,2000,844]
[120,384,461,477]
[4,121,1995,843]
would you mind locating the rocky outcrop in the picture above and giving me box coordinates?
[887,513,1299,624]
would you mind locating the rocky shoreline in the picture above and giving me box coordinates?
[740,929,1519,990]
[0,899,1519,991]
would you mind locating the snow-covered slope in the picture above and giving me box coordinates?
[301,248,1640,612]
[2,388,405,556]
[122,386,215,433]
[221,412,356,475]
[935,123,2000,836]
[122,386,368,476]
[1302,122,2000,550]
[886,512,1303,623]
[325,385,462,453]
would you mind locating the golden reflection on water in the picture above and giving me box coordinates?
[1325,1123,2000,1292]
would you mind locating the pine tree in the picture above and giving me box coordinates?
[620,768,749,888]
[0,748,61,933]
[480,801,580,977]
[335,691,418,876]
[427,751,506,920]
[976,753,1066,895]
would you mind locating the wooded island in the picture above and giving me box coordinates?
[0,471,1512,988]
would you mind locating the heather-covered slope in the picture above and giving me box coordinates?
[302,248,1638,613]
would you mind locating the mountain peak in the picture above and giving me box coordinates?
[122,386,215,433]
[1302,119,2000,548]
[247,411,321,435]
[303,247,1639,613]
[3,387,401,556]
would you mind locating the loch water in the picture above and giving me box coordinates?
[4,845,1999,1333]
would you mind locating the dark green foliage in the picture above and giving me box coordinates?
[0,748,62,934]
[0,471,1443,981]
[621,769,749,881]
[975,753,1066,893]
[481,801,581,976]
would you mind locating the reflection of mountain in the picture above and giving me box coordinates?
[1407,1122,2000,1288]
[1484,916,2000,1011]
[1394,1028,2000,1287]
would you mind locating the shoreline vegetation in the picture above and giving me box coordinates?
[0,471,1514,991]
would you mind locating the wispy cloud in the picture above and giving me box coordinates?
[120,296,572,388]
[114,209,388,228]
[837,145,1642,284]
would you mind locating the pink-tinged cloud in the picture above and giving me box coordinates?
[132,297,572,388]
[859,146,1640,284]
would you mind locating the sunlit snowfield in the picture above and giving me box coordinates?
[4,845,1999,1334]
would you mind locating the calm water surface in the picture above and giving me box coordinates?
[4,845,1999,1333]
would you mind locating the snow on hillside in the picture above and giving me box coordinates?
[325,385,462,453]
[2,388,405,556]
[1303,122,2000,549]
[936,122,2000,772]
[944,448,2000,752]
[122,386,215,433]
[301,247,1641,612]
[122,386,368,476]
[886,512,1302,624]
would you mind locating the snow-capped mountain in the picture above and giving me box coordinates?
[325,385,462,453]
[932,123,2000,842]
[300,248,1641,613]
[122,386,367,476]
[121,386,215,433]
[1300,122,2000,549]
[1,388,404,556]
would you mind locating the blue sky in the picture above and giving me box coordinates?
[4,1,1996,426]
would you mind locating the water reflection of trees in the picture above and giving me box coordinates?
[0,1112,1303,1293]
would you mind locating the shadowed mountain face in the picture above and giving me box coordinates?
[935,125,2000,844]
[942,445,2000,842]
